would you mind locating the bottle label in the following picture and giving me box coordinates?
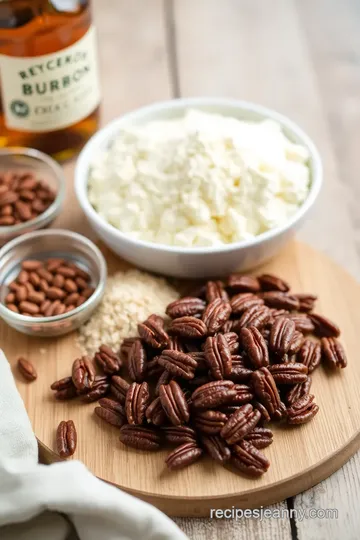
[0,25,101,132]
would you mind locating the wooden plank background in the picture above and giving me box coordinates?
[71,0,360,538]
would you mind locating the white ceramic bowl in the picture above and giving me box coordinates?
[75,98,322,278]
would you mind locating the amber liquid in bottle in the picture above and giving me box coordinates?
[0,0,100,160]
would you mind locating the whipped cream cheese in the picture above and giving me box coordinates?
[88,109,310,247]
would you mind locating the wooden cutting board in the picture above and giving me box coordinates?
[1,241,360,517]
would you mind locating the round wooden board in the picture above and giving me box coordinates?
[2,241,360,517]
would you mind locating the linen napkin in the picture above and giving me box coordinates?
[0,350,188,540]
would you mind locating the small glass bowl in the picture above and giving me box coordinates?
[0,229,107,337]
[0,147,66,247]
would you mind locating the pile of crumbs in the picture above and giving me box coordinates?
[77,269,179,356]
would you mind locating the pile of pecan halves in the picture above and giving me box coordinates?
[51,273,347,477]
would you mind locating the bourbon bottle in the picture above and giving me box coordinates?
[0,0,101,160]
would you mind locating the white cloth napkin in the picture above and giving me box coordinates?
[0,350,188,540]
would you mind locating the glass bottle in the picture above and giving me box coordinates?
[0,0,101,160]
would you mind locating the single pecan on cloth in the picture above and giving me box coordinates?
[285,376,312,406]
[110,375,130,404]
[168,316,208,338]
[81,375,110,403]
[193,409,228,435]
[125,382,150,425]
[298,340,321,373]
[258,273,290,292]
[158,349,198,380]
[94,344,122,375]
[72,356,96,392]
[17,356,37,381]
[251,367,283,419]
[119,425,161,451]
[145,397,167,426]
[51,376,77,400]
[243,427,273,449]
[162,425,197,445]
[287,394,319,424]
[235,305,271,331]
[166,296,206,318]
[269,317,296,356]
[230,293,264,315]
[202,298,232,334]
[165,442,203,470]
[127,340,147,382]
[56,420,77,458]
[220,403,261,445]
[228,274,261,293]
[204,334,232,380]
[309,313,341,338]
[205,280,229,303]
[261,292,300,311]
[321,337,347,368]
[159,380,190,425]
[192,380,237,409]
[138,314,169,348]
[95,398,126,427]
[269,363,308,385]
[201,434,231,463]
[240,326,269,368]
[231,440,270,476]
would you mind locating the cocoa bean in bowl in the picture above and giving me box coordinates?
[0,148,65,246]
[0,229,107,337]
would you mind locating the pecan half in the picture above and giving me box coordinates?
[165,442,203,470]
[56,420,77,458]
[202,298,232,334]
[228,274,261,293]
[201,434,231,463]
[269,363,308,384]
[205,280,229,303]
[138,314,169,348]
[288,331,305,355]
[192,380,237,409]
[159,381,190,425]
[294,294,317,312]
[251,367,282,418]
[232,384,254,405]
[110,375,130,404]
[235,305,271,330]
[231,440,270,476]
[50,376,77,400]
[261,292,300,311]
[125,382,150,425]
[287,394,319,424]
[204,334,232,380]
[72,356,96,391]
[155,369,174,396]
[223,332,239,354]
[220,403,261,444]
[243,427,273,449]
[258,273,290,292]
[95,398,126,427]
[287,313,315,334]
[240,326,269,368]
[17,356,37,381]
[95,344,122,375]
[253,400,271,423]
[321,337,347,368]
[167,336,186,352]
[269,317,296,356]
[286,376,312,405]
[158,350,198,380]
[166,296,206,318]
[119,425,161,451]
[145,397,167,426]
[81,375,110,403]
[168,316,208,338]
[309,313,340,338]
[298,340,321,373]
[228,355,254,383]
[162,425,197,445]
[120,337,140,360]
[193,409,228,434]
[128,340,147,382]
[230,293,264,315]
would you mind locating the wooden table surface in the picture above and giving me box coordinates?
[67,1,360,538]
